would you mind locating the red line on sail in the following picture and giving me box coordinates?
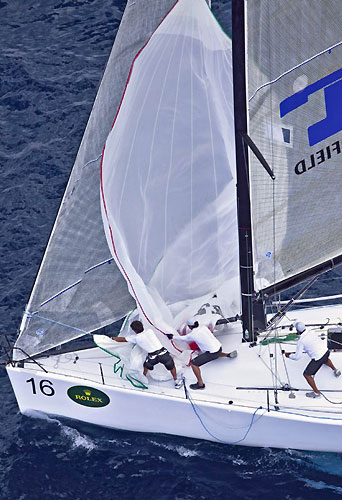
[100,0,183,353]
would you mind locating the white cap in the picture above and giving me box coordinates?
[294,321,306,333]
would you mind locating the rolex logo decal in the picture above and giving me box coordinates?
[67,385,110,408]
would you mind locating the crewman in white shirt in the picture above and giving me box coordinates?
[169,320,237,390]
[112,320,183,389]
[285,321,341,398]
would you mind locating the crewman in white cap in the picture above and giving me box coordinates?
[285,321,341,398]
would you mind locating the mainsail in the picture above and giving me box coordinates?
[101,0,240,334]
[14,0,178,360]
[245,0,342,293]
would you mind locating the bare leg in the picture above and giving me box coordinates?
[143,366,148,376]
[304,373,320,394]
[325,358,336,371]
[170,366,177,380]
[219,352,228,357]
[191,364,204,386]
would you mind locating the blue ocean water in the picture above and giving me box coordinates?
[1,1,342,498]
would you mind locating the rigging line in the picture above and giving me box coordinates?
[280,344,292,388]
[266,276,319,330]
[249,39,342,102]
[258,347,283,386]
[245,226,252,337]
[258,305,280,354]
[320,392,342,405]
[267,341,277,390]
[266,341,277,391]
[270,77,279,381]
[184,383,264,444]
[26,313,89,336]
[274,293,342,304]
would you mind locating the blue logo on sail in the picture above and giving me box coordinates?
[280,68,342,146]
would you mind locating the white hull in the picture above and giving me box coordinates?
[7,304,342,452]
[6,362,342,452]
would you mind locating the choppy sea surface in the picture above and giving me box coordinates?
[1,1,342,499]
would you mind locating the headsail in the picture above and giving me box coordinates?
[101,0,240,333]
[14,0,179,360]
[245,0,342,294]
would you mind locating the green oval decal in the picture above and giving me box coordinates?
[67,385,110,408]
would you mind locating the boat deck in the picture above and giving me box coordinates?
[18,304,342,419]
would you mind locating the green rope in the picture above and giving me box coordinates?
[94,339,148,390]
[261,333,298,346]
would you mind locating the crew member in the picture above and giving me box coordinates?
[112,320,183,389]
[285,321,341,398]
[170,320,237,390]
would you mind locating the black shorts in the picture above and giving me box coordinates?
[144,348,175,371]
[191,347,222,367]
[304,350,330,376]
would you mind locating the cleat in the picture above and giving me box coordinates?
[334,369,341,378]
[227,350,237,358]
[306,391,321,398]
[189,383,205,390]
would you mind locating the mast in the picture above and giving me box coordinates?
[232,0,256,341]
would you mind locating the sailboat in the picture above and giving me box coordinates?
[6,0,342,452]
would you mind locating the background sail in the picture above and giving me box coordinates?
[14,0,179,360]
[101,0,240,333]
[246,0,342,292]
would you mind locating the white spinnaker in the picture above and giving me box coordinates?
[246,0,342,291]
[101,0,239,334]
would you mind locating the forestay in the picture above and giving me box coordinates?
[14,0,178,360]
[101,0,239,335]
[246,0,342,291]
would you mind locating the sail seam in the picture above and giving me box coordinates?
[100,1,183,352]
[137,11,181,274]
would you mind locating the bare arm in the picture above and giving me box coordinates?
[111,337,128,343]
